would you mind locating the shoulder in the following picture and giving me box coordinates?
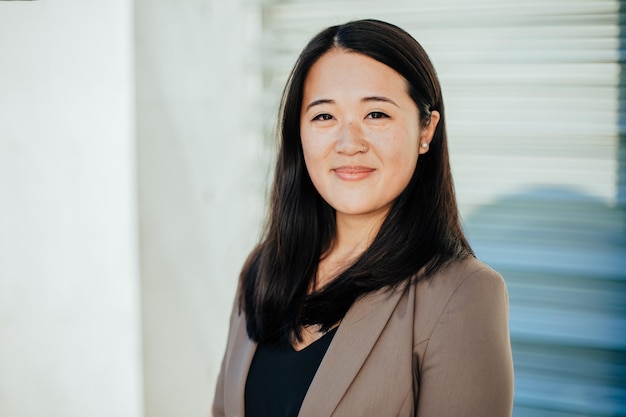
[411,258,514,416]
[412,257,508,343]
[417,256,505,301]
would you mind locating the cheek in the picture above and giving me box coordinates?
[301,136,315,164]
[395,153,419,184]
[301,129,333,160]
[301,136,326,181]
[379,134,419,185]
[374,128,419,164]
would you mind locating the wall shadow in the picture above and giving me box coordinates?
[465,187,626,417]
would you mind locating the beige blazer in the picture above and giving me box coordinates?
[212,257,514,417]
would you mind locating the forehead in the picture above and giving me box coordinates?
[302,49,409,100]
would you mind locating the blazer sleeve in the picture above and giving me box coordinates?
[211,295,240,417]
[416,266,514,417]
[211,349,227,417]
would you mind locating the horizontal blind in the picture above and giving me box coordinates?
[256,1,625,415]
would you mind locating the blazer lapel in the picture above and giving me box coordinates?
[297,286,407,417]
[224,313,257,417]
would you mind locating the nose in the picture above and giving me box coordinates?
[335,120,367,154]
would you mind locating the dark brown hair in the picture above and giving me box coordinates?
[240,19,473,345]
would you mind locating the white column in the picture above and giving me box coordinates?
[135,1,264,416]
[0,2,142,417]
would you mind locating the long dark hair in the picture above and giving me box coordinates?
[241,19,473,345]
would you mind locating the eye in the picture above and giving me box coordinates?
[312,113,333,121]
[367,111,389,119]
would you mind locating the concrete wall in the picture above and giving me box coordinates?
[135,1,264,416]
[0,2,142,417]
[1,1,264,416]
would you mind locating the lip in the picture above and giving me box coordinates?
[332,166,375,181]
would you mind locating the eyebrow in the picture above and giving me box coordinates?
[304,96,399,112]
[304,99,334,112]
[363,96,399,107]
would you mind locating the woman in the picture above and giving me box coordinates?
[213,19,514,417]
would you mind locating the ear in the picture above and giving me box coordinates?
[418,110,441,154]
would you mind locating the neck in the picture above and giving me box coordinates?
[315,209,388,290]
[333,210,387,257]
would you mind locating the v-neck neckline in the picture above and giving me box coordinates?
[290,327,338,353]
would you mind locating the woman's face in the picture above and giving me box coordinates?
[300,49,439,221]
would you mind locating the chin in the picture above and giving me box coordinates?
[333,204,390,218]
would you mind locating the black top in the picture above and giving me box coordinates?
[244,327,338,417]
